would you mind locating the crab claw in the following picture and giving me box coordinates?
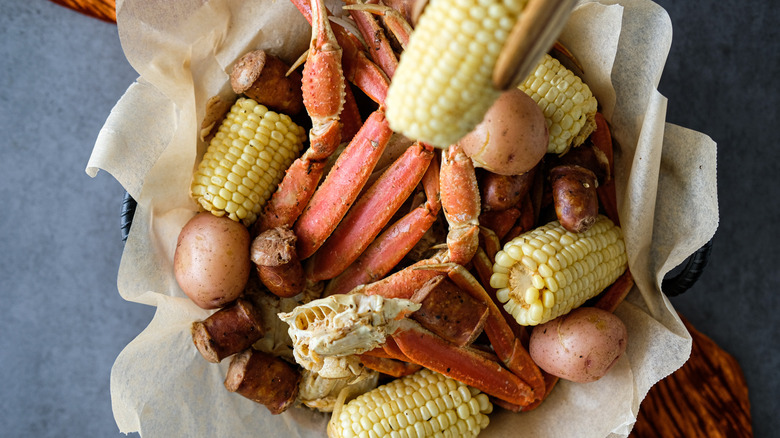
[302,0,345,159]
[413,262,546,402]
[440,144,480,265]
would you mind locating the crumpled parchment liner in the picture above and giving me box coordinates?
[86,0,718,436]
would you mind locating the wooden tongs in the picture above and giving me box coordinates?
[412,0,578,90]
[493,0,579,90]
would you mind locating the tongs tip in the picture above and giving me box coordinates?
[493,0,578,90]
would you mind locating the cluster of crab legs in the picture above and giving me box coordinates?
[207,0,631,413]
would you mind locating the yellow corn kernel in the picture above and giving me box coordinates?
[190,97,306,226]
[518,53,598,154]
[386,0,528,148]
[491,215,627,326]
[329,369,492,438]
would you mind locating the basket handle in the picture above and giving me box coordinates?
[661,238,713,297]
[120,191,136,243]
[119,191,713,295]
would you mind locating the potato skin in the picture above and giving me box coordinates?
[529,307,628,383]
[458,88,548,176]
[174,212,251,309]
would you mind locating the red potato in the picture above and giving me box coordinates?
[458,88,548,176]
[529,307,628,383]
[174,212,251,309]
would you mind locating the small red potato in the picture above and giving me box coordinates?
[174,212,251,309]
[529,307,628,383]
[458,88,548,176]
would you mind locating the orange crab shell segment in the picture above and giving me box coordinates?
[289,0,390,106]
[301,0,345,130]
[323,160,442,296]
[309,140,435,281]
[344,0,399,78]
[294,110,394,259]
[391,320,537,407]
[440,144,481,265]
[416,263,546,399]
[358,353,422,378]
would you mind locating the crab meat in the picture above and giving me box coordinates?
[278,293,419,378]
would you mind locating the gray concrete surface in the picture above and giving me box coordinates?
[0,0,776,437]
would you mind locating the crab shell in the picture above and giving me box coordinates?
[297,368,379,412]
[278,293,419,378]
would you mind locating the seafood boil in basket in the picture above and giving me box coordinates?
[172,0,634,436]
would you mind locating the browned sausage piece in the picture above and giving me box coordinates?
[230,50,304,115]
[224,349,301,415]
[251,226,304,298]
[549,144,609,184]
[191,298,265,363]
[479,206,522,240]
[410,276,488,347]
[480,167,536,212]
[550,164,599,233]
[501,193,536,243]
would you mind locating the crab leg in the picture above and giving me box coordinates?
[288,0,404,261]
[415,262,546,403]
[258,0,345,232]
[279,289,535,408]
[289,0,390,105]
[294,110,394,259]
[309,141,434,281]
[390,320,537,407]
[344,1,413,50]
[343,0,400,78]
[440,144,481,265]
[323,160,442,295]
[255,0,396,297]
[379,0,418,25]
[358,353,422,377]
[302,0,345,154]
[354,250,447,299]
[344,257,543,407]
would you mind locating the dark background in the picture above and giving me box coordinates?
[0,0,776,436]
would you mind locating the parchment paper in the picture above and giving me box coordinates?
[86,0,719,436]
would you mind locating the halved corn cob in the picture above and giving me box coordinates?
[490,215,627,326]
[328,368,493,438]
[518,53,598,155]
[386,0,527,148]
[190,97,306,226]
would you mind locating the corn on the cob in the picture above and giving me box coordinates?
[190,97,306,226]
[490,215,627,326]
[518,53,598,155]
[328,368,493,438]
[386,0,527,148]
